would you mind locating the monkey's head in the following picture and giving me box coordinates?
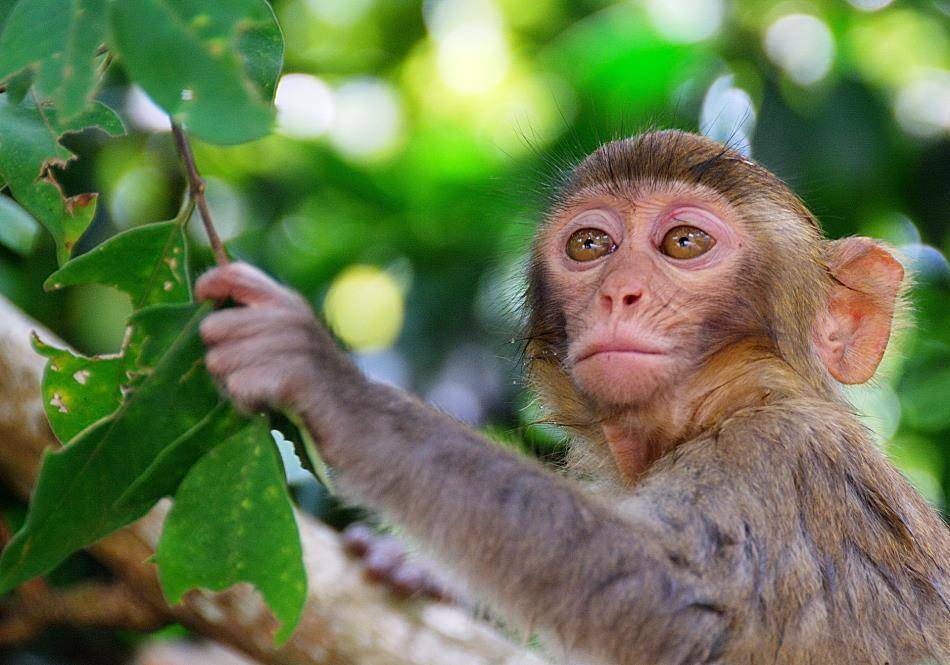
[524,130,904,440]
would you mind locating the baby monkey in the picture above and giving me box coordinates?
[197,131,950,664]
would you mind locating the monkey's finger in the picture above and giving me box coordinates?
[205,333,313,376]
[389,563,428,598]
[200,306,314,345]
[196,262,294,307]
[363,539,407,582]
[342,524,377,557]
[222,366,287,414]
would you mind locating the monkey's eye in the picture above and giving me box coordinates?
[566,228,617,262]
[660,225,715,260]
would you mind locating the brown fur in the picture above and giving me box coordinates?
[197,130,950,664]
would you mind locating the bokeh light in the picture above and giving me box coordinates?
[328,78,404,160]
[275,73,336,139]
[426,0,511,96]
[846,10,948,90]
[764,14,835,86]
[304,0,374,26]
[848,0,895,10]
[323,265,405,352]
[125,86,172,133]
[108,167,170,228]
[187,178,248,242]
[894,70,950,138]
[643,0,724,43]
[700,74,756,156]
[436,22,511,95]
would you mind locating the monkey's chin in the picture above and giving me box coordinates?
[571,351,675,407]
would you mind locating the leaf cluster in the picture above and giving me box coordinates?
[0,0,308,644]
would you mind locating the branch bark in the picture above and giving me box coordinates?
[170,122,229,267]
[0,294,545,665]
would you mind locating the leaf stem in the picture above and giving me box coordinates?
[170,122,229,266]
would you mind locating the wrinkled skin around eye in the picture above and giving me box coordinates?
[567,228,616,262]
[660,225,715,260]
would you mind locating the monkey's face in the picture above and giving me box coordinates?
[538,182,745,409]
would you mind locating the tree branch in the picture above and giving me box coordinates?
[0,581,169,645]
[0,294,545,665]
[170,122,229,266]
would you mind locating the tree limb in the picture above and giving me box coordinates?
[0,294,546,665]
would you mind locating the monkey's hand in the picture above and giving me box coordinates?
[342,524,452,601]
[195,262,361,417]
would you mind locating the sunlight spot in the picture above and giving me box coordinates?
[764,14,835,86]
[894,70,950,138]
[187,177,247,242]
[437,23,510,95]
[700,74,756,156]
[328,79,403,160]
[324,265,405,352]
[644,0,724,43]
[125,86,171,133]
[275,73,336,139]
[847,0,893,10]
[72,369,90,385]
[305,0,374,26]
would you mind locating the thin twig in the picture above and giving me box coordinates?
[170,122,229,266]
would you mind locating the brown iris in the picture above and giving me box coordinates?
[660,225,715,260]
[566,228,616,262]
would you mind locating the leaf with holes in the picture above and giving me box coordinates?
[45,219,191,308]
[156,418,306,645]
[0,303,225,591]
[109,0,283,145]
[0,0,109,120]
[32,337,127,444]
[0,95,124,264]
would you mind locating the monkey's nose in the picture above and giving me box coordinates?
[600,288,643,313]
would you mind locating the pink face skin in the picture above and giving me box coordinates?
[540,182,745,410]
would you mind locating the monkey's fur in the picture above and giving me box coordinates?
[198,131,950,664]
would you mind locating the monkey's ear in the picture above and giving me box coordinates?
[814,238,904,384]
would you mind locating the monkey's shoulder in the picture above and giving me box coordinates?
[623,401,949,661]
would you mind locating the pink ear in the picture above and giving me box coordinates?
[814,238,904,384]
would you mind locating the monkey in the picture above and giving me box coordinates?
[195,130,950,664]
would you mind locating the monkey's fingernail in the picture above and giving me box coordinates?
[365,544,404,578]
[390,565,426,598]
[342,524,375,556]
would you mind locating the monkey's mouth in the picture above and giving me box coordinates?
[574,342,668,364]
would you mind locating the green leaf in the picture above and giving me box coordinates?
[0,0,17,32]
[0,193,40,255]
[108,0,283,145]
[32,336,126,443]
[0,95,124,264]
[156,418,306,645]
[115,402,244,512]
[45,219,191,308]
[0,0,109,120]
[0,303,224,591]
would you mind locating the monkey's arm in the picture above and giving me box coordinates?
[196,264,760,665]
[314,384,760,664]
